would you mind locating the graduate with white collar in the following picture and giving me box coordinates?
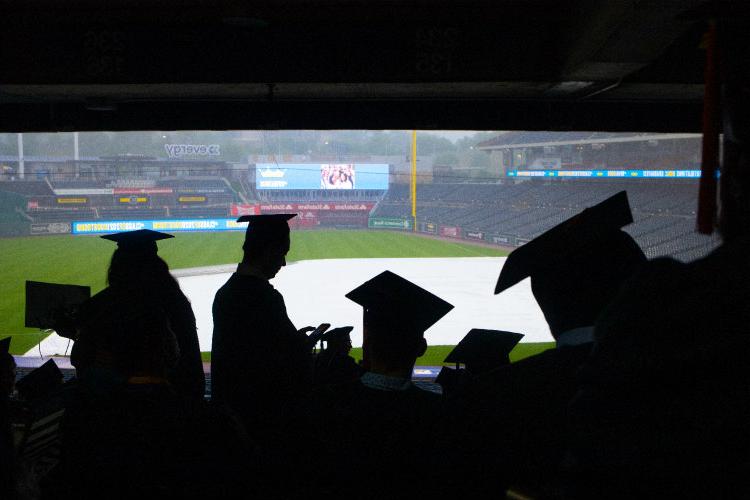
[301,271,453,499]
[438,191,647,496]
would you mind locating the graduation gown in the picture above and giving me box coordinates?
[437,341,593,495]
[210,273,311,431]
[300,378,441,499]
[568,241,750,497]
[71,285,206,401]
[56,382,254,499]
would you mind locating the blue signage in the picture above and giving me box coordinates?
[507,169,702,178]
[72,219,248,234]
[255,163,389,190]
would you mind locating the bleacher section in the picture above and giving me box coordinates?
[1,175,724,262]
[371,180,721,262]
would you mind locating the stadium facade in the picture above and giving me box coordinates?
[0,132,719,262]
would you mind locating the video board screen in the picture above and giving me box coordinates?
[255,163,389,190]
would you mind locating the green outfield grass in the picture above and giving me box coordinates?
[1,230,508,354]
[199,343,555,365]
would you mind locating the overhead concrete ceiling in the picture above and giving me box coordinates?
[0,0,744,132]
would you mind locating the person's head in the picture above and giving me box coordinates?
[102,229,177,289]
[363,311,427,376]
[108,248,178,288]
[495,192,645,339]
[242,224,290,279]
[323,328,353,354]
[240,214,295,279]
[530,230,646,338]
[346,270,454,373]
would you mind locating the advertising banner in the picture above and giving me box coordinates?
[464,230,485,240]
[259,203,374,212]
[30,222,71,235]
[230,203,260,216]
[516,238,531,245]
[27,200,39,210]
[113,188,174,194]
[165,144,221,158]
[178,196,207,203]
[424,222,437,233]
[256,163,389,190]
[176,188,227,194]
[118,196,149,204]
[440,226,460,237]
[491,234,515,246]
[56,197,88,205]
[368,217,412,230]
[72,218,249,234]
[53,188,113,195]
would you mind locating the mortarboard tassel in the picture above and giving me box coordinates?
[698,20,720,235]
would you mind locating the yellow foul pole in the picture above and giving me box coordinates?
[411,130,417,231]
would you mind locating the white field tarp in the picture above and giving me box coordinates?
[27,257,552,356]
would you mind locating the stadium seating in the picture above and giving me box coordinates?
[0,181,54,196]
[372,180,720,261]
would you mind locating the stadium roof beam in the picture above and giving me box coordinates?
[0,0,727,132]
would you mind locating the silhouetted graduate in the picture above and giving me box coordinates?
[57,299,254,499]
[301,271,452,498]
[0,337,13,397]
[440,191,647,495]
[313,326,364,386]
[567,39,750,497]
[210,214,312,446]
[0,337,13,499]
[72,229,205,400]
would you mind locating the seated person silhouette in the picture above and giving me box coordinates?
[312,326,364,386]
[211,214,312,449]
[72,229,205,401]
[0,337,15,498]
[0,337,14,399]
[57,300,252,499]
[301,271,453,499]
[439,191,646,495]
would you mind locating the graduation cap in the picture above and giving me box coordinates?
[346,271,454,335]
[322,326,354,343]
[494,191,635,294]
[0,337,10,354]
[15,359,64,401]
[237,214,296,250]
[101,229,173,254]
[25,281,91,330]
[444,329,524,373]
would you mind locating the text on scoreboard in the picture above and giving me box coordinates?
[72,219,249,234]
[506,169,702,178]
